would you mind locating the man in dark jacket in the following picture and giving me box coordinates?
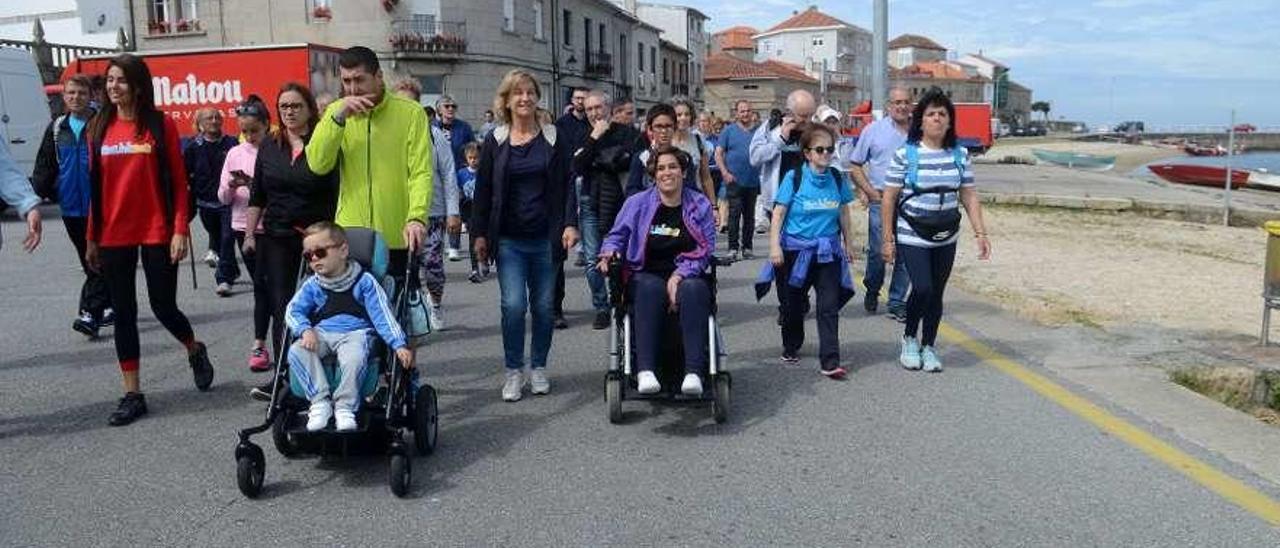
[549,87,592,327]
[572,90,640,329]
[32,75,113,338]
[182,108,238,288]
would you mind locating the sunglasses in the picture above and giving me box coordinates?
[440,104,457,109]
[806,146,836,155]
[303,243,340,262]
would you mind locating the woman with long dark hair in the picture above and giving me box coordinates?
[880,88,991,373]
[85,54,214,426]
[242,82,338,400]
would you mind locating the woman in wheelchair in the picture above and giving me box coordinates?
[285,222,413,432]
[598,146,717,396]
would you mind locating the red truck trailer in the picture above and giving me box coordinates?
[60,44,343,137]
[844,101,994,155]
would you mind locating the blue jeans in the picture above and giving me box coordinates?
[497,237,556,370]
[578,195,608,311]
[865,203,909,309]
[214,206,241,285]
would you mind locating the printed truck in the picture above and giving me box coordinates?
[60,44,343,137]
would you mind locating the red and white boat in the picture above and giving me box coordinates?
[1148,163,1250,189]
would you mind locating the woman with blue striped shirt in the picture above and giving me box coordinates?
[880,89,991,372]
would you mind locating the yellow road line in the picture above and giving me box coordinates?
[938,323,1280,526]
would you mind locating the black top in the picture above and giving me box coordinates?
[249,137,339,238]
[572,122,641,237]
[499,136,552,238]
[642,203,694,277]
[779,126,805,183]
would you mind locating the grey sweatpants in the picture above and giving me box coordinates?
[288,328,371,411]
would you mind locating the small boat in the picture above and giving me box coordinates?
[1148,163,1250,189]
[1183,143,1225,156]
[1249,169,1280,192]
[1031,149,1117,170]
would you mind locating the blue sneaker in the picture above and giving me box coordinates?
[921,346,943,373]
[899,336,922,370]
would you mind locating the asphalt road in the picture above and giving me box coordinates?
[3,212,1279,546]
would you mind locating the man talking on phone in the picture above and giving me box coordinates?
[749,89,816,325]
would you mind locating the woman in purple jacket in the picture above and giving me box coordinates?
[598,145,717,396]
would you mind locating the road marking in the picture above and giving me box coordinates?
[939,323,1280,526]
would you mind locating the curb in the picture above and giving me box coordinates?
[981,192,1276,228]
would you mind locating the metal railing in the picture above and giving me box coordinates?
[585,50,612,76]
[389,19,467,55]
[0,38,114,69]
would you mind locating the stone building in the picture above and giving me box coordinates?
[703,51,856,121]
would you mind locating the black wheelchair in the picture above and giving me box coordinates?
[603,257,732,424]
[234,228,439,498]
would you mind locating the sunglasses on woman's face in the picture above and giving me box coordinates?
[303,243,340,262]
[806,146,836,155]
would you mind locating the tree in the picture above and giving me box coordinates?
[1031,101,1051,122]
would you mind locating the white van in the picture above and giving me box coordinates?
[0,47,52,178]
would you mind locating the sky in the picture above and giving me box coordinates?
[701,0,1280,129]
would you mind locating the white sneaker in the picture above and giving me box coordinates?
[921,346,943,373]
[502,369,524,402]
[334,408,357,431]
[203,250,218,268]
[900,336,923,370]
[429,304,445,331]
[681,373,703,396]
[529,368,550,395]
[446,248,461,262]
[306,399,333,431]
[637,371,661,394]
[215,282,233,297]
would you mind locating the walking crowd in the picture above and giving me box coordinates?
[1,45,990,426]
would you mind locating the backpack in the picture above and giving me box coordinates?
[895,144,965,243]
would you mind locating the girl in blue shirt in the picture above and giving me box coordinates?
[765,124,858,379]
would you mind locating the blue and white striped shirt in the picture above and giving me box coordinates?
[884,145,975,248]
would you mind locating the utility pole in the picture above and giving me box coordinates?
[871,0,887,119]
[1224,109,1236,226]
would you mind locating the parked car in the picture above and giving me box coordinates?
[0,47,53,178]
[1113,121,1145,134]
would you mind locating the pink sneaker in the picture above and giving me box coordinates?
[248,347,271,372]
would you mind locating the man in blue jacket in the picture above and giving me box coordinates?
[33,75,111,337]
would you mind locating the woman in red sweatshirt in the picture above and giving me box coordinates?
[85,54,215,426]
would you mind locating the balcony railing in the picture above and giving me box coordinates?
[825,71,856,87]
[389,19,466,56]
[585,50,612,76]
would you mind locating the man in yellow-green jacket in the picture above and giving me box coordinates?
[307,46,433,272]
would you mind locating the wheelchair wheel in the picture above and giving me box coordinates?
[389,452,411,498]
[236,451,265,498]
[271,411,303,458]
[413,384,438,456]
[712,373,731,424]
[605,375,623,424]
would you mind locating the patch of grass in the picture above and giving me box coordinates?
[1171,366,1280,426]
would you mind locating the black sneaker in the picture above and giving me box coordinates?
[72,312,100,339]
[249,379,276,401]
[108,392,148,426]
[469,270,483,283]
[741,249,754,260]
[864,293,879,313]
[100,308,116,327]
[188,342,215,391]
[780,353,800,364]
[887,306,907,323]
[553,314,569,329]
[592,310,610,330]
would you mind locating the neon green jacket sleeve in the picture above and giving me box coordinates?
[306,102,345,176]
[405,105,432,226]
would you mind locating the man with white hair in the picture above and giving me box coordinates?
[750,89,816,325]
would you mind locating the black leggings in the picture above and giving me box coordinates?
[100,245,195,372]
[898,243,957,347]
[257,233,303,357]
[234,231,271,341]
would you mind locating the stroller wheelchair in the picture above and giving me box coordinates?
[234,228,439,498]
[603,257,732,424]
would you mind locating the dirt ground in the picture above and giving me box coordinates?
[849,203,1267,340]
[985,138,1182,174]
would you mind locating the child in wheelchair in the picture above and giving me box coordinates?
[285,222,413,432]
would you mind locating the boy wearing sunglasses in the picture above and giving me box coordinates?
[285,222,413,432]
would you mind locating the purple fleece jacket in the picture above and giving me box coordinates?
[599,185,716,280]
